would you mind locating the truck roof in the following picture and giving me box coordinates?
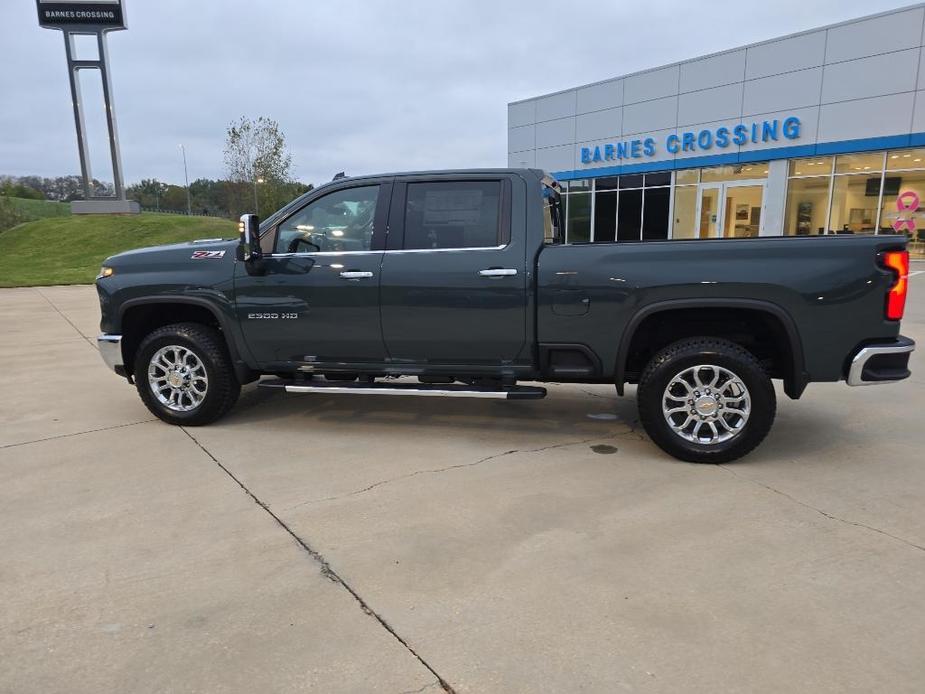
[320,167,546,185]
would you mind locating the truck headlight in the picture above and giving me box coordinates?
[97,266,114,279]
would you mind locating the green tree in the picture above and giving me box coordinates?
[223,116,293,217]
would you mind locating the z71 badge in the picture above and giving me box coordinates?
[191,250,226,259]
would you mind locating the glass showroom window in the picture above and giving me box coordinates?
[562,180,591,243]
[591,173,671,243]
[671,164,768,239]
[700,163,769,182]
[784,157,833,235]
[828,152,886,234]
[672,185,698,238]
[781,151,925,235]
[882,148,925,236]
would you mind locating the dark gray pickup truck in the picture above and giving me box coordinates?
[96,168,914,462]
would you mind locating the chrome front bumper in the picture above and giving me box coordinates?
[847,336,915,386]
[97,333,124,373]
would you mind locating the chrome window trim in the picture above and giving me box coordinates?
[383,244,508,254]
[267,250,383,258]
[265,244,509,259]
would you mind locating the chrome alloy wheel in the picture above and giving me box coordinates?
[662,364,751,445]
[148,345,209,412]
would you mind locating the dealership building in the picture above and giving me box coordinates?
[508,4,925,246]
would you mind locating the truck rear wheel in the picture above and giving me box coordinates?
[134,322,240,426]
[636,337,776,463]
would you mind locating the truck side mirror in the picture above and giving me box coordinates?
[238,214,263,262]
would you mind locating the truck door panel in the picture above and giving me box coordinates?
[378,177,528,366]
[234,181,391,366]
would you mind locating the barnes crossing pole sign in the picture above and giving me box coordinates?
[37,0,140,213]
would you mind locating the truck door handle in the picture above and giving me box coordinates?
[478,268,517,277]
[339,271,374,279]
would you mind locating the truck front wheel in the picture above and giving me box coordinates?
[134,322,241,426]
[636,337,776,463]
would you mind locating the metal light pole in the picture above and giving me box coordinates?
[253,176,264,216]
[179,144,191,215]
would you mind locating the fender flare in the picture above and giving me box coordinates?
[119,295,257,382]
[614,298,808,399]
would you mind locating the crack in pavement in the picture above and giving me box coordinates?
[33,287,97,350]
[180,427,458,694]
[0,419,156,450]
[399,681,442,694]
[286,428,642,511]
[718,464,925,553]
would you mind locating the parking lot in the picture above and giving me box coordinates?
[2,275,924,694]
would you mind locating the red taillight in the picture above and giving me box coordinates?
[883,250,909,320]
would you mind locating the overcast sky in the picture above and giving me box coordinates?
[0,0,911,186]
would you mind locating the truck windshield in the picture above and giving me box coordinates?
[542,180,563,244]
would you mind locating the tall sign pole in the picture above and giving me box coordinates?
[37,0,139,214]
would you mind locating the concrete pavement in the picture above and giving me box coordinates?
[2,282,924,693]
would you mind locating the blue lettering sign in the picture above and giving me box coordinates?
[732,124,748,146]
[697,129,712,149]
[762,120,778,142]
[576,115,803,167]
[783,116,801,139]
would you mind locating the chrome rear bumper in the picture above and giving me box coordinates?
[97,333,124,373]
[847,336,915,386]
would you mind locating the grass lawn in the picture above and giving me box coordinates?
[8,196,71,220]
[0,213,235,287]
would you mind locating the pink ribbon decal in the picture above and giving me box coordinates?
[892,190,919,233]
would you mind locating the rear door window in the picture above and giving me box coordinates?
[402,181,501,250]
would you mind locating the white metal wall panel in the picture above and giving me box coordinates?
[817,92,916,142]
[534,144,575,172]
[680,50,746,92]
[821,49,919,104]
[508,150,535,167]
[535,117,575,149]
[507,125,534,153]
[577,79,623,114]
[824,7,924,63]
[677,83,743,126]
[576,108,622,141]
[744,31,826,80]
[507,100,535,129]
[910,90,925,133]
[535,91,576,122]
[742,68,823,117]
[624,65,679,104]
[622,96,678,135]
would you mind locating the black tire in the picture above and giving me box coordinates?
[134,322,240,426]
[636,337,776,463]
